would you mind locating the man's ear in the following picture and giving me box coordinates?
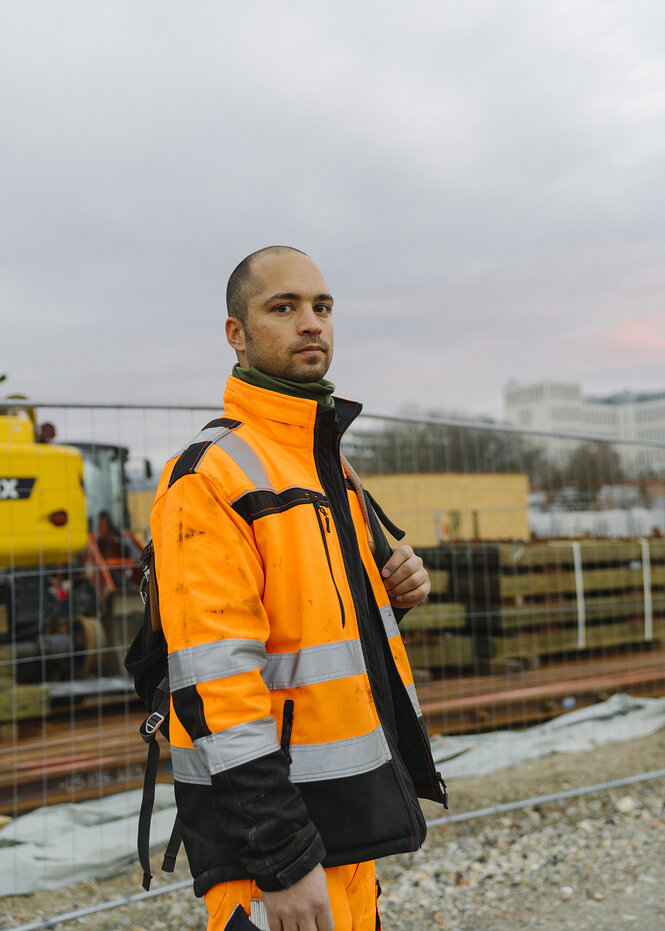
[225,317,246,355]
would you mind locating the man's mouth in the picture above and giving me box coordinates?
[295,344,325,356]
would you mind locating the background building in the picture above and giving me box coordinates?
[503,381,665,474]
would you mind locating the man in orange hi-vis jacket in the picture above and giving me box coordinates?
[150,246,447,931]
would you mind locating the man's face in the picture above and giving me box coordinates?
[227,252,334,382]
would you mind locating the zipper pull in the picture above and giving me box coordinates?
[313,497,331,532]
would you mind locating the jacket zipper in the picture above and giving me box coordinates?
[314,409,444,812]
[312,495,346,629]
[338,435,445,805]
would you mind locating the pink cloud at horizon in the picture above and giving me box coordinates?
[584,314,665,365]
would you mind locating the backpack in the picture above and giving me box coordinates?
[124,538,181,891]
[123,428,405,891]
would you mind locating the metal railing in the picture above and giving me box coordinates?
[2,401,665,925]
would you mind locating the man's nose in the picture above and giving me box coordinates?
[298,305,322,334]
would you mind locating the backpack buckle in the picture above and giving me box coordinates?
[140,711,165,741]
[139,574,148,606]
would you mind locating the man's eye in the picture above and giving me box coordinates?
[273,304,291,314]
[315,305,332,314]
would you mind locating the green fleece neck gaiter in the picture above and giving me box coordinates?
[232,364,336,407]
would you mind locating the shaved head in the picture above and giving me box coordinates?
[224,248,334,380]
[226,245,308,326]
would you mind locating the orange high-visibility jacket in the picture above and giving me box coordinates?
[151,376,446,897]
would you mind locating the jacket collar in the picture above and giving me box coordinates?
[222,375,362,448]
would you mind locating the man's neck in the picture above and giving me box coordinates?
[232,364,335,407]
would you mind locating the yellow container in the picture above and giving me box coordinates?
[361,472,529,546]
[0,415,88,569]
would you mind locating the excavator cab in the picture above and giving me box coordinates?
[0,406,145,685]
[75,443,145,677]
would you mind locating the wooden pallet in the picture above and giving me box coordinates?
[0,683,50,725]
[490,616,665,662]
[405,632,476,669]
[400,602,467,632]
[485,593,665,631]
[408,537,665,669]
[499,565,665,600]
[499,539,665,567]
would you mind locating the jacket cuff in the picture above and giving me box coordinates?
[256,831,326,892]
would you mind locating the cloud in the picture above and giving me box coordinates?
[597,314,665,360]
[2,0,665,420]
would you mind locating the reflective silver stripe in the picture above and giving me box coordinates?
[379,604,400,640]
[378,606,422,715]
[406,681,423,717]
[198,717,279,773]
[170,745,211,785]
[263,639,366,689]
[215,431,274,492]
[172,723,392,785]
[289,726,391,783]
[169,638,267,691]
[169,419,232,460]
[170,718,278,783]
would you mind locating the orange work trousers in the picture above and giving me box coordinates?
[205,861,380,930]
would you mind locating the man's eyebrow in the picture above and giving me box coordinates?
[263,292,334,305]
[265,292,299,304]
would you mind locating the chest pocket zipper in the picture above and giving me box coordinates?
[312,496,346,628]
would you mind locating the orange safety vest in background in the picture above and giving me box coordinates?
[150,376,446,897]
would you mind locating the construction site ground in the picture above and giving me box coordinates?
[3,720,665,930]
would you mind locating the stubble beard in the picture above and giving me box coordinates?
[245,334,332,382]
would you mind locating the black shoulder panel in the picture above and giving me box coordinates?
[202,417,242,431]
[167,418,242,488]
[168,442,211,487]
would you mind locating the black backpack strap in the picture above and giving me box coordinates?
[137,676,172,891]
[139,676,171,743]
[363,488,406,542]
[161,814,182,873]
[340,455,405,563]
[340,461,413,625]
[138,736,161,891]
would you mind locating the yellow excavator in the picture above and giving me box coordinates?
[0,399,146,687]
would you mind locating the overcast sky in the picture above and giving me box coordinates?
[3,0,665,421]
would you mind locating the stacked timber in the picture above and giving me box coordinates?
[0,647,50,731]
[0,707,166,812]
[404,538,665,672]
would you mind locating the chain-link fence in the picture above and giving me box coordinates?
[1,400,664,926]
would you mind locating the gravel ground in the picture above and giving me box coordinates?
[3,725,665,930]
